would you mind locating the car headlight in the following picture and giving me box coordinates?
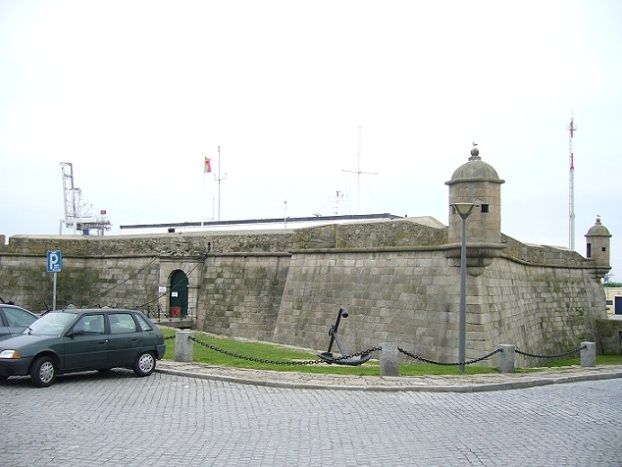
[0,350,22,359]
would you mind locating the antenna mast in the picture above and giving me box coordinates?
[568,116,577,251]
[342,126,377,213]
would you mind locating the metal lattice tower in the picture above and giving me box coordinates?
[568,117,577,251]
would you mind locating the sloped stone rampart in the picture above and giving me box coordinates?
[501,234,588,267]
[0,221,608,366]
[197,254,290,341]
[291,220,448,249]
[272,250,607,363]
[2,231,293,256]
[273,249,460,359]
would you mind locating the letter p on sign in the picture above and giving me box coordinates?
[47,250,63,273]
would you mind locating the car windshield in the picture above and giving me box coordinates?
[26,312,77,336]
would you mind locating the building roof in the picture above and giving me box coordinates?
[119,213,404,235]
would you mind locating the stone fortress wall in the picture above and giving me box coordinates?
[0,148,613,365]
[0,218,610,366]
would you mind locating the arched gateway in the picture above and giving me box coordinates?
[169,269,189,317]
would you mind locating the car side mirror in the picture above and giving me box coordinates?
[68,329,85,337]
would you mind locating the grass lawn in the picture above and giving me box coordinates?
[160,327,622,377]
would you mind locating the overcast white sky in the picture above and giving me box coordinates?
[1,0,621,276]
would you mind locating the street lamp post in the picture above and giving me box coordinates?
[450,202,477,373]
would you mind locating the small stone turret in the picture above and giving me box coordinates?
[446,145,505,245]
[585,216,611,274]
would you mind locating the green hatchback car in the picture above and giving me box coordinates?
[0,308,166,387]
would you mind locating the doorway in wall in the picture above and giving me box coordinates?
[169,270,189,318]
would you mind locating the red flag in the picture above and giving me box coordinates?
[204,157,212,173]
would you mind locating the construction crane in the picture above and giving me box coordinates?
[59,162,111,235]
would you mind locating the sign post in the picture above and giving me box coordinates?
[47,250,63,310]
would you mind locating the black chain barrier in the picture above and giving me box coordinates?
[189,336,380,366]
[397,347,502,366]
[167,332,585,368]
[515,345,586,359]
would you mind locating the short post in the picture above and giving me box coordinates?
[496,344,515,373]
[580,342,596,367]
[380,342,400,377]
[175,329,193,363]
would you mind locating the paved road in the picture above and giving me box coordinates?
[2,370,621,466]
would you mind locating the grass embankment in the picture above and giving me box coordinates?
[160,327,622,376]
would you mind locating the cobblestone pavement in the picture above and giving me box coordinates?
[2,370,622,466]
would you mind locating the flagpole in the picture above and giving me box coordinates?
[217,146,221,221]
[201,163,205,228]
[202,155,212,228]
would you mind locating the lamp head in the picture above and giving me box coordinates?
[451,202,478,219]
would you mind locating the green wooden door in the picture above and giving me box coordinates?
[169,270,189,318]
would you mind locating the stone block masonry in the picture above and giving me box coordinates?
[273,249,463,360]
[0,219,609,367]
[271,242,606,363]
[197,253,290,341]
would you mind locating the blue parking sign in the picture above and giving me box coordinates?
[47,250,63,273]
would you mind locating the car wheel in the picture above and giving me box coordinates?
[30,356,56,387]
[133,352,155,377]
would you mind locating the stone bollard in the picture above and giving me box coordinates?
[380,342,400,377]
[175,329,193,363]
[496,344,515,374]
[580,342,596,367]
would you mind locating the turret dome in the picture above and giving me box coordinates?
[586,216,611,238]
[447,145,504,185]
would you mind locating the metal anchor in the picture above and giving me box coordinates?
[318,307,372,366]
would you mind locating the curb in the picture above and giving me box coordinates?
[155,361,622,393]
